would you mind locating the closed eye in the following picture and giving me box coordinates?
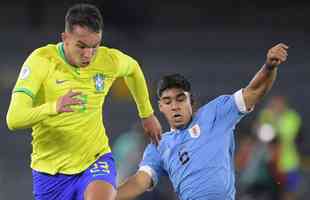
[162,99,172,105]
[77,44,86,49]
[176,94,186,102]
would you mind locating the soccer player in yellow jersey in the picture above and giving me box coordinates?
[6,3,161,200]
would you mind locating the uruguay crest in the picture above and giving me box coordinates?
[93,73,105,93]
[189,124,201,138]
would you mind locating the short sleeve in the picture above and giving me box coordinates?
[214,89,252,127]
[138,144,165,190]
[13,51,50,99]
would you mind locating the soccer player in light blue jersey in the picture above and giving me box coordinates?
[115,43,288,200]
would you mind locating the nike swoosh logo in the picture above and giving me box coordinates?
[55,80,69,84]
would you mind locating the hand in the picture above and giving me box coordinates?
[266,43,288,69]
[56,90,83,113]
[141,114,162,145]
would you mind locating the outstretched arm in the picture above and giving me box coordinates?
[116,171,153,200]
[243,43,288,110]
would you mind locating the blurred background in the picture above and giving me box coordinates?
[1,0,309,199]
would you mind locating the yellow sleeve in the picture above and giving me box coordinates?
[13,50,50,97]
[112,49,154,118]
[7,51,57,131]
[6,93,57,130]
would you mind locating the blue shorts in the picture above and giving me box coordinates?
[32,153,117,200]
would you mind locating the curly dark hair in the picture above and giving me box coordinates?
[157,74,191,98]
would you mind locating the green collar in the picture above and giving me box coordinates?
[57,43,80,75]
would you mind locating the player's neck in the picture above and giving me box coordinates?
[62,44,79,68]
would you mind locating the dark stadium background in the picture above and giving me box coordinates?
[0,0,309,199]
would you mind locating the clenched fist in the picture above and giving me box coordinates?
[266,43,288,69]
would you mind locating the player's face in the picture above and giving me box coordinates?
[159,88,193,129]
[62,25,102,67]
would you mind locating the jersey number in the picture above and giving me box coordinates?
[90,161,110,174]
[178,151,190,165]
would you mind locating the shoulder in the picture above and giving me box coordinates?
[144,130,173,152]
[30,44,58,61]
[27,44,58,67]
[24,44,58,72]
[204,94,239,110]
[161,130,174,138]
[96,46,132,60]
[195,95,238,120]
[105,47,131,57]
[95,46,137,75]
[197,95,232,112]
[213,95,233,104]
[160,131,174,143]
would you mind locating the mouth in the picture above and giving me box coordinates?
[81,61,90,66]
[173,113,182,120]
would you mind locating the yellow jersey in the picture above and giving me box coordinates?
[7,43,153,175]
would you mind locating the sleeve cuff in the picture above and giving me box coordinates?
[139,110,154,119]
[138,165,158,191]
[14,87,35,99]
[233,89,254,114]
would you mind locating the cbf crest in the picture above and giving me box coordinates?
[93,73,105,93]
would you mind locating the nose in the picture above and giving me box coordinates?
[171,100,180,111]
[83,48,94,59]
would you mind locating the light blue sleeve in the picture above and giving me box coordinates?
[138,144,165,189]
[214,89,250,127]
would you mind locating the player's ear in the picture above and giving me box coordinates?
[61,32,67,43]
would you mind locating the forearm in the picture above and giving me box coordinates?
[243,64,277,109]
[6,92,57,130]
[246,64,277,97]
[243,43,288,109]
[124,63,153,118]
[116,172,152,200]
[117,178,145,200]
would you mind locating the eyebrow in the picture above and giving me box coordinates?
[160,92,186,100]
[161,96,171,101]
[77,40,100,48]
[176,93,186,98]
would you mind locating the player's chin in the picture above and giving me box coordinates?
[173,121,186,129]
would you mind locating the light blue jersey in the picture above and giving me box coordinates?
[139,90,250,200]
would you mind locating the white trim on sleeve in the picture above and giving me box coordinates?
[233,89,254,113]
[138,165,158,191]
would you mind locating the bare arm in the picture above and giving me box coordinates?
[243,43,288,110]
[116,171,153,200]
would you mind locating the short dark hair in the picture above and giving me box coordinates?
[65,3,103,33]
[157,74,191,98]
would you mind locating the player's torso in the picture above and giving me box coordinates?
[30,44,121,173]
[35,44,119,126]
[159,107,235,199]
